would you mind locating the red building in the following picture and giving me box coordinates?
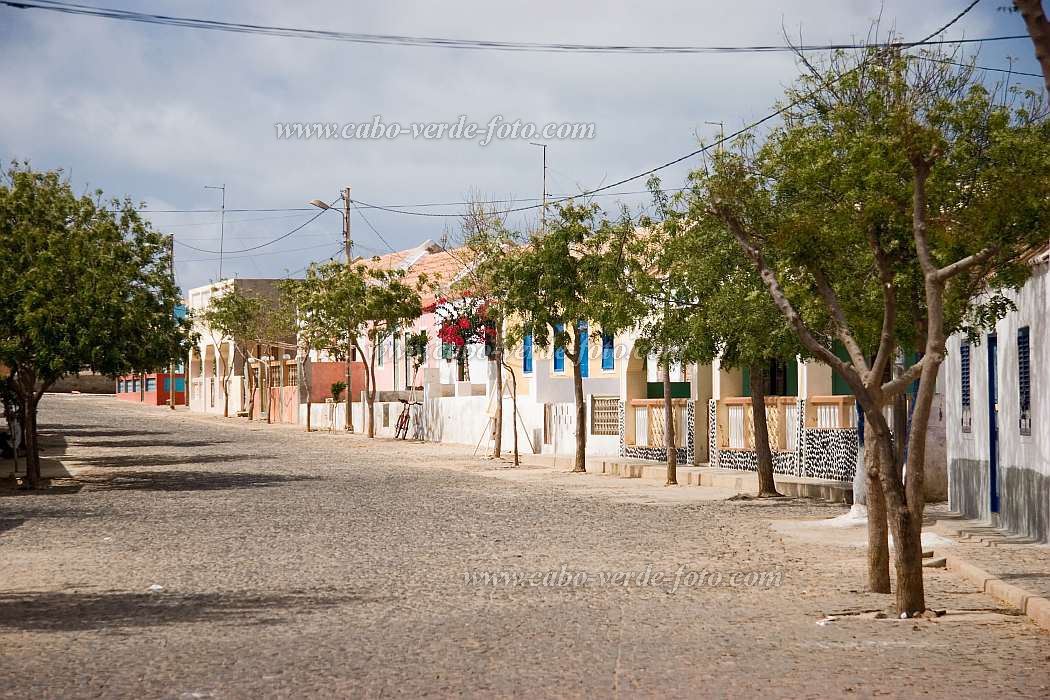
[115,372,187,406]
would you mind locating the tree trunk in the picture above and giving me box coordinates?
[246,364,256,421]
[862,421,892,594]
[507,362,520,466]
[303,355,312,432]
[1015,0,1050,94]
[367,343,377,438]
[749,365,783,497]
[345,342,354,432]
[662,363,678,485]
[570,329,587,473]
[22,399,41,489]
[492,332,503,459]
[871,427,927,616]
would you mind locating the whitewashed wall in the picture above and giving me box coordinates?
[944,261,1049,541]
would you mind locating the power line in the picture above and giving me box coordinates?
[172,197,338,254]
[350,203,398,253]
[355,0,996,219]
[1,0,1026,55]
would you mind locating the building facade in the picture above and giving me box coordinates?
[944,250,1048,542]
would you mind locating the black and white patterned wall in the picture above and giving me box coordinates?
[618,400,694,464]
[707,398,857,483]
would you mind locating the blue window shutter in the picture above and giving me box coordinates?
[523,334,533,373]
[578,321,589,378]
[601,333,614,370]
[553,323,565,372]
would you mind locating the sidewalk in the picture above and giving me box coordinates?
[515,452,853,503]
[929,512,1050,631]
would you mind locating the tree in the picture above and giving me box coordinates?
[1014,0,1050,94]
[298,262,364,433]
[199,287,266,419]
[702,48,1050,614]
[502,202,632,473]
[0,164,187,488]
[298,261,422,439]
[449,198,521,462]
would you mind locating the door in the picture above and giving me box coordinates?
[987,334,1000,514]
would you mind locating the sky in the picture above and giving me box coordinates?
[1,1,1044,294]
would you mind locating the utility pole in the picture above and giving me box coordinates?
[205,184,226,280]
[529,142,547,230]
[309,187,355,432]
[343,186,354,432]
[704,121,725,154]
[169,234,177,410]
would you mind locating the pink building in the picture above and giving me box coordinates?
[361,241,474,395]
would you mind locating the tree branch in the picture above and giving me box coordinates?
[881,355,927,397]
[935,247,996,282]
[810,266,870,374]
[867,224,897,385]
[714,204,883,416]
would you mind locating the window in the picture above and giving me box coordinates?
[553,323,565,372]
[145,377,156,392]
[523,334,533,374]
[961,343,972,432]
[601,333,614,371]
[1019,326,1031,436]
[285,364,298,386]
[377,339,385,368]
[578,321,589,378]
[591,396,619,435]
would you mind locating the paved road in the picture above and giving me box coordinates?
[1,395,1047,698]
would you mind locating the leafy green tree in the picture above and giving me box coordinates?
[199,287,266,419]
[298,261,422,438]
[702,49,1050,614]
[0,164,187,488]
[450,198,521,462]
[501,202,632,472]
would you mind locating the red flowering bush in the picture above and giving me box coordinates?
[435,297,491,349]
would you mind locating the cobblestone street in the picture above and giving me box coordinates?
[1,395,1048,698]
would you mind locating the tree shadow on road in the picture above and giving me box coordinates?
[39,426,173,439]
[74,469,318,492]
[69,453,275,469]
[0,589,368,632]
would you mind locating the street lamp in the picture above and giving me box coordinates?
[309,187,355,432]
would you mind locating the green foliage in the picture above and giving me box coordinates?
[0,163,188,389]
[703,49,1050,356]
[628,176,806,372]
[199,287,266,354]
[501,201,638,355]
[296,260,423,367]
[330,381,346,402]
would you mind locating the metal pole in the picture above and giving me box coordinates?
[169,234,177,410]
[343,185,354,432]
[529,142,547,230]
[205,184,226,280]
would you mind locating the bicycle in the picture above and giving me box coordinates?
[394,398,423,440]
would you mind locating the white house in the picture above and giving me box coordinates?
[944,247,1049,542]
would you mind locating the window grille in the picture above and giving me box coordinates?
[960,343,972,432]
[1019,327,1031,436]
[590,396,619,436]
[285,364,298,387]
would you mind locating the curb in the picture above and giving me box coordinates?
[940,553,1050,632]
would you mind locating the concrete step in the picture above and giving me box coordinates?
[597,459,852,504]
